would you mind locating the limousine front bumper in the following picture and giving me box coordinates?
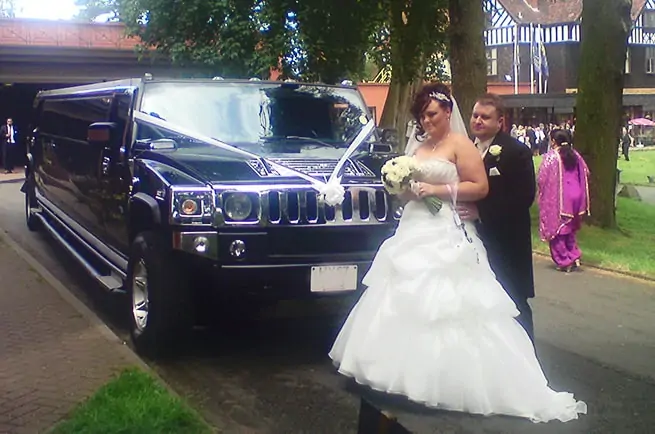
[172,224,394,298]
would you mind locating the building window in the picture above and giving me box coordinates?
[646,47,655,74]
[486,48,498,76]
[644,11,655,28]
[625,48,631,74]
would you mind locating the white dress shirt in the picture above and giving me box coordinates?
[7,125,14,144]
[474,137,494,158]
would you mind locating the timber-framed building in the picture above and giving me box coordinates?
[484,0,655,125]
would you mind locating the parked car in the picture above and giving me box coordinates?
[24,75,399,357]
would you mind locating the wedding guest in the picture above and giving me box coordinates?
[537,129,590,272]
[1,118,17,174]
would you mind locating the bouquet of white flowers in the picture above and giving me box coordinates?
[381,156,443,215]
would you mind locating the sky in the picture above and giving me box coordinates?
[13,0,81,20]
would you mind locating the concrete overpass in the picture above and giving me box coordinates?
[0,18,208,83]
[0,18,211,137]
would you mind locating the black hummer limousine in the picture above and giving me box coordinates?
[24,75,399,356]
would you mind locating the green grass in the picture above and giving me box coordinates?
[533,148,655,186]
[617,149,655,186]
[530,197,655,278]
[51,368,213,434]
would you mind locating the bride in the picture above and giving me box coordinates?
[328,83,587,423]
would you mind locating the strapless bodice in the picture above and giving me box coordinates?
[416,158,459,185]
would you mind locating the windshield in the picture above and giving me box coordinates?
[139,81,375,154]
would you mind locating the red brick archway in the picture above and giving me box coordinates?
[0,19,211,84]
[0,18,140,51]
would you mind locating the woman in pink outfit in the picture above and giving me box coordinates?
[537,129,590,272]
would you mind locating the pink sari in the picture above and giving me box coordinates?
[537,149,590,267]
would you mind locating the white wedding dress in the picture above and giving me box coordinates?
[328,157,587,423]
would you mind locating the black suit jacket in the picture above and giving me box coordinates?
[476,131,536,299]
[0,125,16,146]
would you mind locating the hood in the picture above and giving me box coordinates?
[134,135,389,186]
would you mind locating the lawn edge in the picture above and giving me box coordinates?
[532,251,655,283]
[0,228,215,432]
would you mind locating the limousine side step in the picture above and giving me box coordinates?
[33,212,126,294]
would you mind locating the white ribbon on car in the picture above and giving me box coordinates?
[133,111,375,207]
[316,120,375,206]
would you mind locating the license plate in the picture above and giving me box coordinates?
[310,265,358,293]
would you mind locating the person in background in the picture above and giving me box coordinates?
[538,123,549,155]
[537,129,590,273]
[620,126,633,161]
[1,118,18,174]
[527,126,538,156]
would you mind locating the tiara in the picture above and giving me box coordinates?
[429,91,451,103]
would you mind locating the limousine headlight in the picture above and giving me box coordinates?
[223,192,256,222]
[171,188,214,224]
[181,199,198,215]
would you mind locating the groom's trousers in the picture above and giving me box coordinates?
[476,222,535,342]
[509,294,534,342]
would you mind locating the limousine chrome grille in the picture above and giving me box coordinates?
[214,186,391,226]
[266,158,375,177]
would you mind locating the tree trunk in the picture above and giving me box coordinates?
[377,0,447,151]
[575,0,632,228]
[379,78,421,152]
[448,0,487,133]
[379,77,402,129]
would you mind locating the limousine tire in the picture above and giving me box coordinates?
[126,231,193,358]
[24,177,39,232]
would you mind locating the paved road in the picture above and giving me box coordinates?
[1,181,654,433]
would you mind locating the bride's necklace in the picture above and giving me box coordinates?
[430,132,450,152]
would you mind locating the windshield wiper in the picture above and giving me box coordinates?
[262,135,341,149]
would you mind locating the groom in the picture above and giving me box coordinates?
[458,93,537,341]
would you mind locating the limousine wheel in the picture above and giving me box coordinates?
[24,178,39,232]
[126,231,193,358]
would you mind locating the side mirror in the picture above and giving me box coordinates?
[87,122,117,145]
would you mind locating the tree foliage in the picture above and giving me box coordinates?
[0,0,16,17]
[377,0,449,145]
[106,0,382,82]
[575,0,632,228]
[75,0,120,21]
[77,0,451,83]
[74,0,483,140]
[118,0,273,78]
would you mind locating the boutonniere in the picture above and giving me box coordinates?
[489,145,502,157]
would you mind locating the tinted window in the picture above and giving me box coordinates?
[40,97,110,141]
[139,82,373,149]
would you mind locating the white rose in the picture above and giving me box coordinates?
[489,145,502,157]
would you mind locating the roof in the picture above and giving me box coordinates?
[499,0,647,25]
[34,77,357,99]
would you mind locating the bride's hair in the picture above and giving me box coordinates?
[410,83,454,139]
